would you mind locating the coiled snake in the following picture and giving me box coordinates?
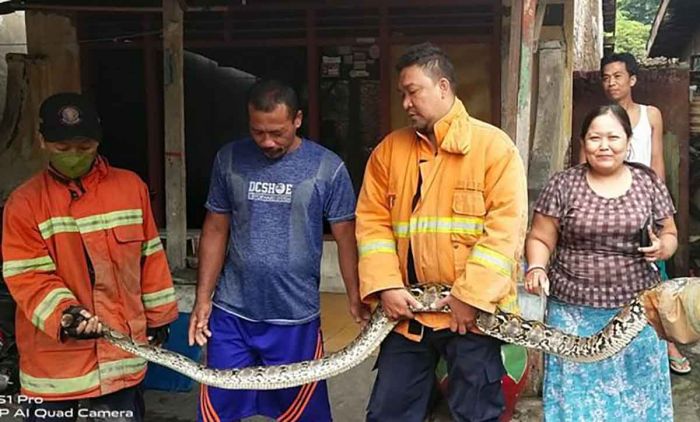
[97,279,695,390]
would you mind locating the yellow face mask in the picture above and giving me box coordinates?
[49,151,95,179]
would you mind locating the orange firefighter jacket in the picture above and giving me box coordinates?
[1,157,178,400]
[356,99,528,340]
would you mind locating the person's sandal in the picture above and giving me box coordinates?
[669,355,692,375]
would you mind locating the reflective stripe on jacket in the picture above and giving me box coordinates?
[1,157,178,399]
[356,99,528,341]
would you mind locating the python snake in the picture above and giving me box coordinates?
[100,278,695,390]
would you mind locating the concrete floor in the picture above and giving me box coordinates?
[2,294,700,421]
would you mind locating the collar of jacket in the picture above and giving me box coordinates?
[429,98,473,155]
[48,155,109,190]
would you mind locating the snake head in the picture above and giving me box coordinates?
[477,313,499,330]
[502,318,523,337]
[408,283,451,311]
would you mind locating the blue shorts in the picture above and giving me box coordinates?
[198,306,332,422]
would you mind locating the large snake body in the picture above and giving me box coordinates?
[101,279,693,390]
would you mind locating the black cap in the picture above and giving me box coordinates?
[39,93,102,143]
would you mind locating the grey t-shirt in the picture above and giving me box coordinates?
[206,138,356,323]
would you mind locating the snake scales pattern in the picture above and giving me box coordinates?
[101,278,696,390]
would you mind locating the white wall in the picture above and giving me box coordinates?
[319,240,347,293]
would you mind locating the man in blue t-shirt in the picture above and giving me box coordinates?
[188,79,369,422]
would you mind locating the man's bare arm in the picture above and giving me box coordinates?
[188,211,230,346]
[331,219,371,323]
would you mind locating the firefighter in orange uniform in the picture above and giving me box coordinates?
[1,93,178,421]
[357,43,528,421]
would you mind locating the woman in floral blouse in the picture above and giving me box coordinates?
[525,104,676,421]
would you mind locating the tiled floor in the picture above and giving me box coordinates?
[319,293,362,352]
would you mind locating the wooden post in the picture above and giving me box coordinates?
[503,0,523,141]
[562,0,574,166]
[163,0,187,270]
[517,0,539,397]
[677,132,690,277]
[143,15,165,228]
[529,41,565,207]
[533,0,547,52]
[306,9,319,140]
[521,41,566,399]
[515,0,537,168]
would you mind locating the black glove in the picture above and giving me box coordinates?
[60,305,102,339]
[146,325,170,347]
